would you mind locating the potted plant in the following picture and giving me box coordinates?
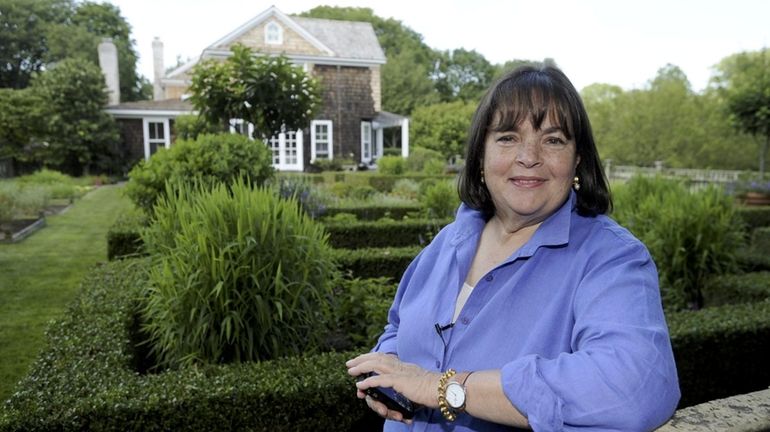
[733,179,770,205]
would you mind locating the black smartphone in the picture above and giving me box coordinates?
[356,372,415,419]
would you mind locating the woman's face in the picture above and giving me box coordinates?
[483,114,579,228]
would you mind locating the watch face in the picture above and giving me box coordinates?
[446,382,466,409]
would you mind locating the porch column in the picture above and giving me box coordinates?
[401,118,410,158]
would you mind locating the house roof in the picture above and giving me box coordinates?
[291,17,385,62]
[105,99,194,118]
[167,6,385,80]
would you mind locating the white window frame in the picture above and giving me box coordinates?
[142,117,171,160]
[311,120,333,161]
[229,118,254,139]
[265,21,283,45]
[268,129,304,171]
[361,121,373,163]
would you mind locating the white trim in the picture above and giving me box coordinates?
[142,118,171,161]
[375,128,384,160]
[229,118,254,139]
[265,20,283,45]
[165,56,201,79]
[361,121,373,163]
[267,130,304,171]
[207,6,334,55]
[106,109,195,118]
[310,120,333,161]
[401,118,410,157]
[202,49,386,67]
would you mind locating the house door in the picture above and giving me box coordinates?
[361,121,373,164]
[267,130,304,171]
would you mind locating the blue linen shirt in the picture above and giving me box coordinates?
[373,192,680,431]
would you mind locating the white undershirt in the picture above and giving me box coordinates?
[452,282,475,323]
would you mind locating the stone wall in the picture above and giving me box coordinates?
[657,388,770,431]
[311,64,376,164]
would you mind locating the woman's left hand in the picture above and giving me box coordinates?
[346,352,441,410]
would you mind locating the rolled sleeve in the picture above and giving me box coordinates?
[501,239,680,431]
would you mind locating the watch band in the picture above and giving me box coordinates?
[437,369,457,421]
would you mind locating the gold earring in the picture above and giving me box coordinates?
[572,176,580,191]
[481,169,485,184]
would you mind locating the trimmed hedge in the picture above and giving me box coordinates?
[106,211,147,260]
[703,271,770,307]
[367,174,452,193]
[333,246,421,280]
[323,218,452,249]
[323,204,422,221]
[0,259,376,432]
[735,248,770,272]
[736,206,770,231]
[668,299,770,407]
[751,226,770,252]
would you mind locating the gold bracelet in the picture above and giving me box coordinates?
[437,369,457,422]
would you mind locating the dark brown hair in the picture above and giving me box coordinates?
[458,64,612,217]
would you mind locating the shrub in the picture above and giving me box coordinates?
[750,226,770,253]
[273,176,327,218]
[421,179,460,219]
[174,114,222,140]
[323,218,451,249]
[323,204,422,221]
[667,299,770,407]
[736,206,770,230]
[140,179,338,368]
[377,155,406,175]
[0,182,19,223]
[613,176,746,310]
[703,272,770,307]
[106,209,148,261]
[422,158,447,175]
[328,277,398,350]
[406,147,444,173]
[0,259,373,431]
[333,246,421,281]
[391,178,420,200]
[124,133,274,214]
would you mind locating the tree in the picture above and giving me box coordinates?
[189,44,320,139]
[0,0,150,100]
[298,6,439,113]
[71,1,150,101]
[713,48,770,176]
[410,100,476,159]
[0,0,71,88]
[434,48,494,103]
[31,57,120,175]
[0,88,45,161]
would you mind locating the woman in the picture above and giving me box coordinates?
[346,65,680,431]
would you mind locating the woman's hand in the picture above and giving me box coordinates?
[346,352,440,423]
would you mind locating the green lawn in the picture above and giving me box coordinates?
[0,184,132,402]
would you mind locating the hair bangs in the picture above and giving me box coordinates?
[487,73,576,140]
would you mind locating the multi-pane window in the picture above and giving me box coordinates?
[143,118,170,159]
[361,121,373,162]
[265,21,282,44]
[311,120,333,161]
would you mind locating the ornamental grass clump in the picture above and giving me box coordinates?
[613,175,746,311]
[140,178,338,369]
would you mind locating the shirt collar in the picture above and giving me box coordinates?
[451,191,576,251]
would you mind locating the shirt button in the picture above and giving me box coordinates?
[485,274,494,282]
[435,360,441,368]
[461,317,470,325]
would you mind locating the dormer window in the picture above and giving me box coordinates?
[265,21,283,45]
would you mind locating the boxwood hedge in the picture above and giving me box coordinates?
[333,246,421,281]
[6,259,769,430]
[323,204,422,221]
[0,259,375,432]
[323,218,452,249]
[736,206,770,231]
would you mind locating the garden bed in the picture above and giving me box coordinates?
[0,217,46,243]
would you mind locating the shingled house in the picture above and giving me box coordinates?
[104,6,409,171]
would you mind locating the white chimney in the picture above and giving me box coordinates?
[152,37,165,100]
[97,38,120,105]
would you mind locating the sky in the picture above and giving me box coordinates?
[105,0,770,93]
